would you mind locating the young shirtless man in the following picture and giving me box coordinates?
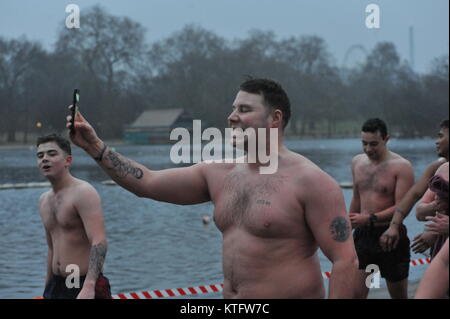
[349,118,414,299]
[66,78,358,298]
[37,134,111,299]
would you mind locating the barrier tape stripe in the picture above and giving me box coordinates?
[111,284,226,299]
[109,257,431,299]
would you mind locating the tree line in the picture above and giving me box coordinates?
[0,5,448,143]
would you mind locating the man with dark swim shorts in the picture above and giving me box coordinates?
[349,119,414,299]
[37,134,112,299]
[43,274,111,299]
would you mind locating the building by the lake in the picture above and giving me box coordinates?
[124,108,193,144]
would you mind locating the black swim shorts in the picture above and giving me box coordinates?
[353,224,410,282]
[43,273,112,299]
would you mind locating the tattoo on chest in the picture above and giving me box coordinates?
[105,150,143,179]
[256,200,271,206]
[330,216,350,242]
[222,172,282,225]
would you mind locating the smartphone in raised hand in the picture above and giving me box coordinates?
[70,89,80,134]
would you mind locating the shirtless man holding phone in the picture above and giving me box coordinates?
[66,78,358,298]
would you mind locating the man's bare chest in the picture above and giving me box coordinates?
[355,163,396,194]
[212,171,303,237]
[41,194,82,231]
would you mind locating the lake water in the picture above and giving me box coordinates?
[0,138,438,298]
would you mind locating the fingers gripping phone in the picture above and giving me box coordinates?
[70,89,80,134]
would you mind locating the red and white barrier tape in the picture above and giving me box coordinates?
[110,257,431,299]
[410,257,431,266]
[113,283,224,299]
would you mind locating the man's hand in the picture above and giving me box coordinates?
[379,225,400,252]
[434,198,449,213]
[411,232,437,254]
[76,281,96,299]
[349,213,369,229]
[66,106,103,157]
[425,213,449,236]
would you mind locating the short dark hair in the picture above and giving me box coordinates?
[361,118,388,139]
[239,78,291,129]
[36,134,72,155]
[440,120,449,129]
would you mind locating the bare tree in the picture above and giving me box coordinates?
[55,5,146,137]
[0,37,45,142]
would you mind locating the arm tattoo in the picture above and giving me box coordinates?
[88,243,107,278]
[395,208,407,217]
[330,216,350,242]
[105,150,144,179]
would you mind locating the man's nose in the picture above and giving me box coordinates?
[227,110,239,123]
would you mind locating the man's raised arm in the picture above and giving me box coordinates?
[67,108,210,205]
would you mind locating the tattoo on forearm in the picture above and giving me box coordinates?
[395,209,406,217]
[105,150,144,179]
[330,216,350,242]
[88,243,107,278]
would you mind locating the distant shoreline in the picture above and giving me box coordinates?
[0,140,126,150]
[0,136,436,150]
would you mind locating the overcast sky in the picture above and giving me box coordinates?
[0,0,448,73]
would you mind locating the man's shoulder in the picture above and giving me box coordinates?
[71,178,99,197]
[288,152,338,187]
[39,190,51,204]
[352,153,366,163]
[351,154,367,170]
[388,152,413,169]
[287,151,319,171]
[197,160,236,178]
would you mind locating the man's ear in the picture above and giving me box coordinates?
[270,109,283,128]
[384,135,391,144]
[65,155,73,167]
